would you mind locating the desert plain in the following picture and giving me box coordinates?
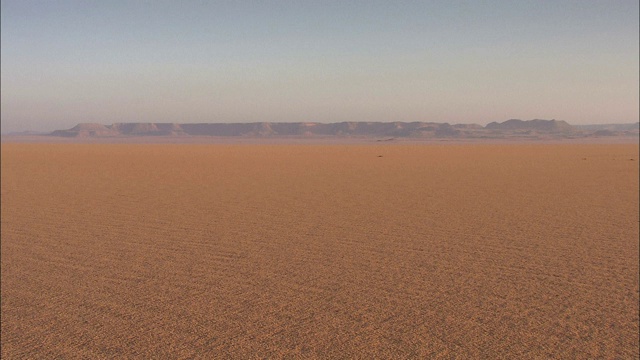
[1,142,638,358]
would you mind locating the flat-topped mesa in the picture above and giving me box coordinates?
[110,123,186,136]
[486,119,575,132]
[50,123,119,137]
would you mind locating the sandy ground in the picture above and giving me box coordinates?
[1,143,638,358]
[2,134,639,144]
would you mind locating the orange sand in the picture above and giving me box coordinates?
[2,143,638,358]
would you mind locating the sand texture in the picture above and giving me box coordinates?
[2,143,638,358]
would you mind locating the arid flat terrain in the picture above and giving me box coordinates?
[1,143,638,358]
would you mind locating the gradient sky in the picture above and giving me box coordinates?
[1,1,638,132]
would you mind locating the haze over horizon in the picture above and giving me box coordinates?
[1,1,638,133]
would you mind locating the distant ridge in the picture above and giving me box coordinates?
[575,122,640,132]
[51,123,119,137]
[46,119,639,139]
[51,121,482,138]
[486,119,573,132]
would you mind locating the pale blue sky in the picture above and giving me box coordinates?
[1,1,638,132]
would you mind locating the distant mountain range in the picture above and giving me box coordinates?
[33,119,640,139]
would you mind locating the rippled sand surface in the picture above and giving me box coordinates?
[2,143,638,358]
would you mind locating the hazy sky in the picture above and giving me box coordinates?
[1,1,638,132]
